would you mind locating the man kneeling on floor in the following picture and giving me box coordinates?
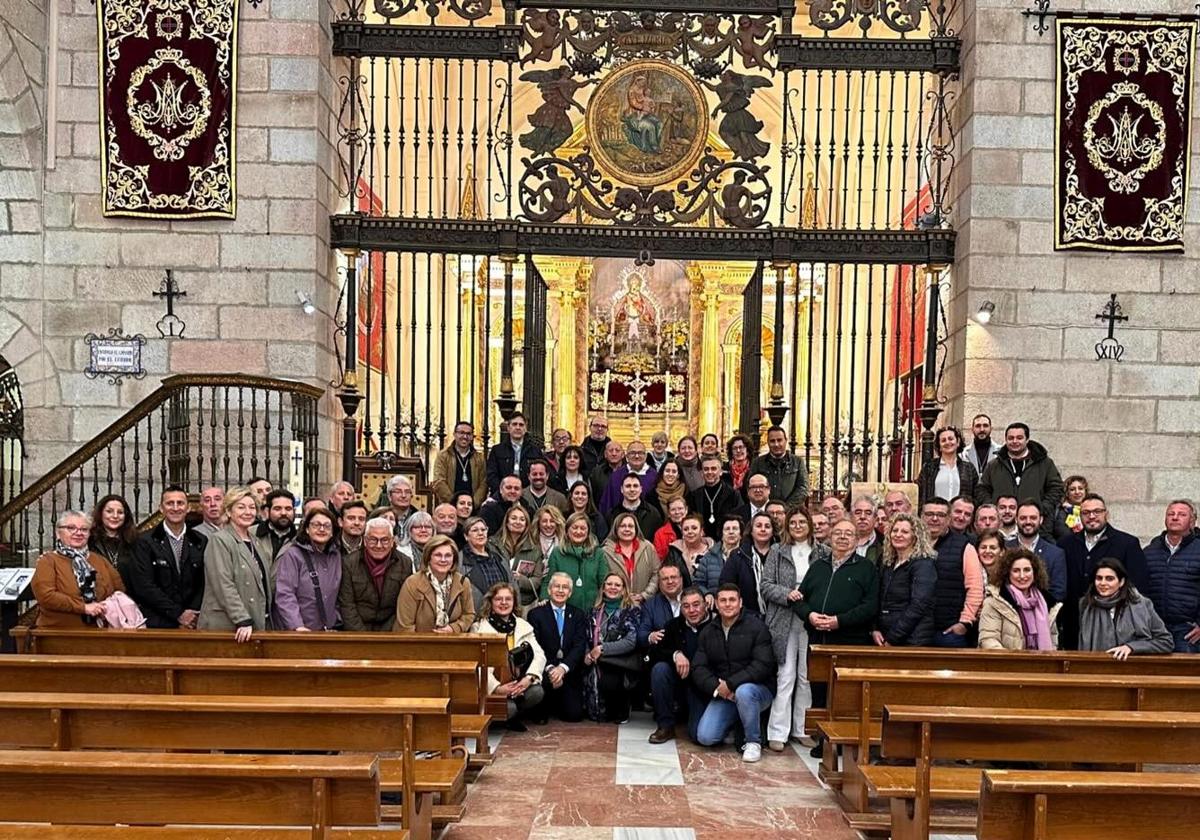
[691,582,776,762]
[647,585,711,744]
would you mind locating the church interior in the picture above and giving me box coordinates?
[1,0,1200,837]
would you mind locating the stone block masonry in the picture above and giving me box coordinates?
[946,0,1200,541]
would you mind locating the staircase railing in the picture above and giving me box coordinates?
[0,374,324,565]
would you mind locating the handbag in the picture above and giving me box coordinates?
[508,640,535,679]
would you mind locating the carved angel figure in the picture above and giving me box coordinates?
[706,70,772,161]
[521,9,565,67]
[734,15,776,73]
[518,66,593,155]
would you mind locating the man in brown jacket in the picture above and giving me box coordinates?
[431,421,487,508]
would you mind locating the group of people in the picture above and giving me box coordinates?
[28,412,1200,763]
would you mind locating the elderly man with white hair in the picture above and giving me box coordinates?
[526,571,590,722]
[327,480,357,515]
[383,475,417,541]
[337,517,414,631]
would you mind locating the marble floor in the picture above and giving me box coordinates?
[441,712,864,840]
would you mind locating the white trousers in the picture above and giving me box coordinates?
[766,622,810,742]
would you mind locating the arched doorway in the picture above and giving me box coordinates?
[0,356,24,513]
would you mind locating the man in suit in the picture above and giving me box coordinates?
[126,485,207,629]
[485,412,544,495]
[732,474,773,525]
[1005,501,1067,602]
[647,585,711,744]
[528,571,589,723]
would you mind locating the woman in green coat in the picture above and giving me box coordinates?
[541,512,608,612]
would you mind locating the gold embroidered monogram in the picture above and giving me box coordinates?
[127,49,212,163]
[1055,18,1196,252]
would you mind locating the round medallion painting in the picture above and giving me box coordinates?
[584,60,709,188]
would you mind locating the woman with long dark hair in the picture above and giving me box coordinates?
[1078,557,1173,658]
[566,480,608,543]
[88,494,138,579]
[273,506,342,631]
[978,548,1059,651]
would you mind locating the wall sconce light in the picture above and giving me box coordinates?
[975,300,995,325]
[295,290,316,316]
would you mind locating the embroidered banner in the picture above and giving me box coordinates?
[98,0,238,218]
[1056,18,1196,252]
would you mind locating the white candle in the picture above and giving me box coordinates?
[664,372,671,439]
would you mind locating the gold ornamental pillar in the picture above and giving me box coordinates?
[690,264,721,435]
[549,263,590,435]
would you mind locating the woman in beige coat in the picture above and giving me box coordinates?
[198,487,273,642]
[32,510,125,629]
[601,511,659,605]
[394,535,476,633]
[978,548,1061,651]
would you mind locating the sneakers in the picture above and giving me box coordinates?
[648,726,675,744]
[742,743,762,763]
[766,740,786,753]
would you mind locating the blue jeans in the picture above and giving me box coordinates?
[1167,621,1200,653]
[694,682,774,747]
[650,660,705,740]
[932,628,970,648]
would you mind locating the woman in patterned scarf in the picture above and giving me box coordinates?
[31,510,125,628]
[394,534,476,633]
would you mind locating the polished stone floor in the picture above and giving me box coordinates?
[441,712,863,840]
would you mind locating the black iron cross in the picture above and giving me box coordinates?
[153,269,188,338]
[290,448,305,474]
[1094,293,1128,362]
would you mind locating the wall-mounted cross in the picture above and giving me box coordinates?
[1094,293,1128,362]
[153,269,188,339]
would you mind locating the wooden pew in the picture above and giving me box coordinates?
[867,705,1200,840]
[827,667,1200,814]
[807,644,1198,730]
[0,750,384,838]
[977,769,1200,840]
[11,628,508,763]
[0,692,456,840]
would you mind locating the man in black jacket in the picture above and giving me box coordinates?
[1059,493,1149,649]
[127,485,207,629]
[690,455,741,541]
[691,583,776,762]
[648,585,710,744]
[484,412,544,495]
[527,571,589,722]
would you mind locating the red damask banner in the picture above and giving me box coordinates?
[1055,18,1196,252]
[98,0,238,218]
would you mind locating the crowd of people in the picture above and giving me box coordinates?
[29,412,1200,762]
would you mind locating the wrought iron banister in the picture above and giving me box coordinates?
[0,374,324,565]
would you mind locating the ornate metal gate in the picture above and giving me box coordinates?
[329,0,960,490]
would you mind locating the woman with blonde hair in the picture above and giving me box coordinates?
[602,511,659,605]
[471,582,547,729]
[394,535,476,633]
[488,504,546,611]
[199,487,273,641]
[542,512,607,611]
[583,572,642,723]
[873,513,938,647]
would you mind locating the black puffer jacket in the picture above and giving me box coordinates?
[877,554,938,646]
[690,612,776,695]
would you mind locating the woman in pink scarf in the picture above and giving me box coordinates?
[977,548,1061,651]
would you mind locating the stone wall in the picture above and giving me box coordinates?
[947,0,1200,540]
[0,0,344,484]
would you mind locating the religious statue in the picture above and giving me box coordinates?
[518,66,594,155]
[609,271,661,357]
[706,70,772,161]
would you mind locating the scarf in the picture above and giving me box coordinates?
[603,597,622,619]
[1078,591,1129,652]
[1007,584,1053,651]
[675,456,703,491]
[655,478,687,510]
[427,570,453,627]
[729,459,750,491]
[362,550,390,595]
[57,539,96,595]
[487,611,517,637]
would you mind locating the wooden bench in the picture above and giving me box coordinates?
[808,644,1198,730]
[11,628,509,763]
[0,692,457,840]
[0,750,384,839]
[826,667,1200,812]
[2,830,408,839]
[867,705,1200,840]
[978,769,1200,840]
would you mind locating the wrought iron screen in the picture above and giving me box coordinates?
[330,0,960,487]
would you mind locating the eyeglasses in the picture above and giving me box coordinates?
[58,525,88,533]
[1081,509,1106,517]
[365,536,393,546]
[309,522,333,531]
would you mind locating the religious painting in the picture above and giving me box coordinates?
[1055,19,1196,252]
[587,259,689,414]
[98,0,238,218]
[584,60,709,187]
